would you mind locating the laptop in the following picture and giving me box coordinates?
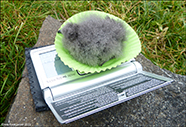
[30,44,173,124]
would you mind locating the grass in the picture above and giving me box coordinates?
[0,0,185,124]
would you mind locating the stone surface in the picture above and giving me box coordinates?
[4,16,186,127]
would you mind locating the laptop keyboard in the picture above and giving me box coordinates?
[52,73,165,120]
[108,74,165,96]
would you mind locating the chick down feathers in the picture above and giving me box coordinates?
[61,14,126,66]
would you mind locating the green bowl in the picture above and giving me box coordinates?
[55,10,141,73]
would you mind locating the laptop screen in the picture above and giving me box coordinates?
[39,50,72,78]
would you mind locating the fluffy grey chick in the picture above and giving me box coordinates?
[60,14,126,66]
